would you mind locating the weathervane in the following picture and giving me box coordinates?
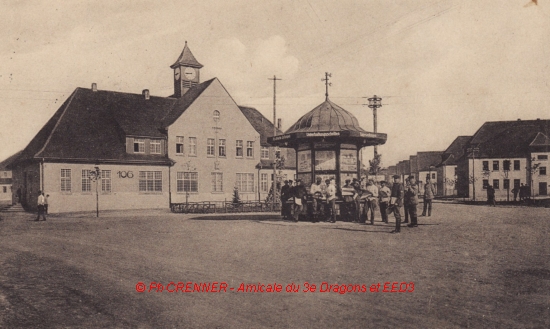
[322,72,332,100]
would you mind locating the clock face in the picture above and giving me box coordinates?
[174,67,181,80]
[184,67,196,80]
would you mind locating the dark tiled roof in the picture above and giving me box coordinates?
[14,87,176,165]
[439,136,471,166]
[468,120,550,158]
[416,151,443,171]
[530,132,550,147]
[161,79,215,127]
[238,106,283,146]
[285,98,367,134]
[0,150,23,170]
[170,43,203,69]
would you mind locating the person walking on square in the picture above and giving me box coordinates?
[325,179,337,223]
[35,191,47,221]
[403,176,411,224]
[292,179,308,222]
[406,176,419,227]
[364,179,379,225]
[378,181,391,224]
[390,175,404,233]
[422,178,436,216]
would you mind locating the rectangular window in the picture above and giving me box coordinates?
[236,140,243,157]
[492,161,499,171]
[514,160,520,171]
[493,179,499,189]
[189,137,197,156]
[246,141,254,158]
[514,179,520,189]
[261,147,269,159]
[482,179,489,189]
[3,186,7,193]
[150,139,161,154]
[537,155,548,160]
[101,170,111,192]
[176,136,184,155]
[540,167,547,175]
[211,172,223,192]
[61,169,71,192]
[177,172,198,192]
[503,160,511,171]
[236,173,254,192]
[482,161,489,171]
[431,173,436,180]
[207,138,215,156]
[261,173,269,192]
[82,170,91,192]
[503,179,510,190]
[219,139,226,157]
[139,171,162,192]
[134,139,145,153]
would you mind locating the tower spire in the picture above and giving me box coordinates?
[322,72,332,101]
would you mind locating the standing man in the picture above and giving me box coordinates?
[422,178,436,216]
[511,186,519,202]
[352,178,362,223]
[364,179,379,225]
[406,176,420,227]
[378,181,391,224]
[292,179,308,222]
[280,180,291,220]
[341,179,357,222]
[310,177,325,223]
[16,186,22,204]
[35,191,47,221]
[325,179,337,223]
[487,184,496,207]
[403,177,411,224]
[389,175,404,233]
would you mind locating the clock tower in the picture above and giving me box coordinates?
[170,41,203,98]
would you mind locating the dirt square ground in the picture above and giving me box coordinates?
[0,203,548,328]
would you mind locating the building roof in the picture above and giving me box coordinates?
[161,78,215,127]
[439,136,471,166]
[285,98,367,134]
[238,106,283,146]
[170,42,203,69]
[0,151,23,170]
[416,151,443,172]
[467,119,550,158]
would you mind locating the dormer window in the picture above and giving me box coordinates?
[134,139,145,153]
[150,139,162,154]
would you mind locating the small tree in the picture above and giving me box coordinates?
[527,157,541,204]
[232,186,241,205]
[368,153,382,176]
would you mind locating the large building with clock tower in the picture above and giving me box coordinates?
[8,43,294,213]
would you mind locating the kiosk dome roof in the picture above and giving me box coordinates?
[285,98,367,134]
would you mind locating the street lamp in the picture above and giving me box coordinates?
[89,166,101,217]
[467,147,480,201]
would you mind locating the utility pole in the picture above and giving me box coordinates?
[363,95,382,156]
[268,75,281,212]
[467,147,479,201]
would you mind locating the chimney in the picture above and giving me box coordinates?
[277,118,282,129]
[91,83,97,92]
[517,118,521,121]
[142,89,150,100]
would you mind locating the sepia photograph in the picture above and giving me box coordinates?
[0,0,549,328]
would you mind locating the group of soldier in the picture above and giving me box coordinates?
[279,175,437,234]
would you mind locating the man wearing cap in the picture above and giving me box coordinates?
[341,179,357,222]
[292,179,308,222]
[406,176,420,227]
[280,180,291,220]
[389,175,404,233]
[378,181,391,223]
[325,179,337,223]
[310,177,326,222]
[422,178,436,216]
[352,178,362,222]
[363,179,379,225]
[35,190,47,221]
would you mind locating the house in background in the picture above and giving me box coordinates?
[456,119,550,201]
[437,136,471,196]
[416,151,444,196]
[0,152,21,205]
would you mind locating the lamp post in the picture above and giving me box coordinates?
[89,166,101,217]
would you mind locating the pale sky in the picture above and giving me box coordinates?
[1,0,549,167]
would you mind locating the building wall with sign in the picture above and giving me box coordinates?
[35,162,170,213]
[167,79,261,203]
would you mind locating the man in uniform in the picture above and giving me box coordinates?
[310,177,326,222]
[292,179,308,222]
[280,180,291,220]
[422,178,436,216]
[341,179,357,222]
[378,181,391,224]
[363,179,379,225]
[389,175,404,233]
[325,179,337,223]
[406,176,420,227]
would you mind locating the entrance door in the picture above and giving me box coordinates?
[539,182,548,196]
